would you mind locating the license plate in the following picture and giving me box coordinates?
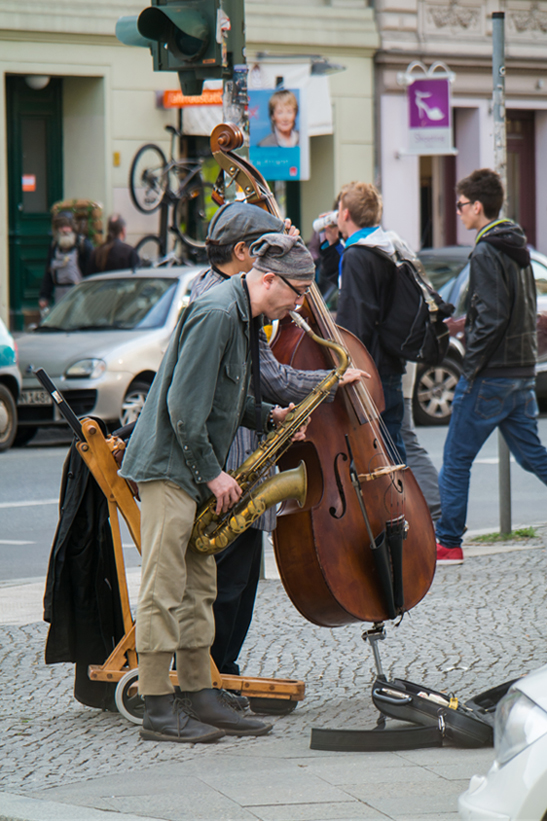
[18,390,53,406]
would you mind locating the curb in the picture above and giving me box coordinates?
[0,793,164,821]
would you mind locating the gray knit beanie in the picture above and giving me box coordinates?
[249,233,315,280]
[206,202,283,246]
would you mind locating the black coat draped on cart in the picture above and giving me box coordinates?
[43,439,125,711]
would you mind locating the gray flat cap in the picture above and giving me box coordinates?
[250,233,315,280]
[206,202,284,246]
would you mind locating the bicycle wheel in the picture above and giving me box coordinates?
[135,234,163,267]
[129,144,169,214]
[174,181,217,250]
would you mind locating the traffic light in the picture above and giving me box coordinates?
[117,0,243,96]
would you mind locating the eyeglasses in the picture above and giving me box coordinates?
[276,274,312,298]
[456,199,473,212]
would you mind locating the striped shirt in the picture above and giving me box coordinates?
[189,267,332,530]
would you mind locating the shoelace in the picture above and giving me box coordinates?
[173,694,201,721]
[217,689,241,713]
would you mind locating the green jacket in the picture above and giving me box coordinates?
[120,275,273,504]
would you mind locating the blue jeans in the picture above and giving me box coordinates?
[380,374,406,464]
[436,376,547,547]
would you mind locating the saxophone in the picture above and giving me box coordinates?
[189,312,350,555]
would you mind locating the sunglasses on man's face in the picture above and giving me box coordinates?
[276,274,312,298]
[456,199,473,212]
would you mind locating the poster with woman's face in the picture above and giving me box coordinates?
[249,88,309,181]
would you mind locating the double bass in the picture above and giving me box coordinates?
[210,123,436,628]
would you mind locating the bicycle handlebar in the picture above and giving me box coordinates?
[165,124,183,138]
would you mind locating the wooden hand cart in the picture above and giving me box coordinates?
[36,369,305,724]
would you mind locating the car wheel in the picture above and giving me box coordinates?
[0,384,17,451]
[120,380,151,427]
[413,357,462,426]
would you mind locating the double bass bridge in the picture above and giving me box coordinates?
[358,464,407,482]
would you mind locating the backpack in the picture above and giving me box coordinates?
[367,247,454,366]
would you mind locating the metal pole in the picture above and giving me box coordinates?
[221,0,247,201]
[492,12,512,535]
[492,12,507,206]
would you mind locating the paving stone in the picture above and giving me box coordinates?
[249,806,384,821]
[0,792,164,821]
[198,771,352,806]
[367,791,464,817]
[344,778,469,802]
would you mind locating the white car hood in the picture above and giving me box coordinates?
[17,328,168,379]
[513,662,547,712]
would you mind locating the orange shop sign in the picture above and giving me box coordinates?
[163,89,223,108]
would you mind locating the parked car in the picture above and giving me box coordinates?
[459,663,547,821]
[418,244,472,291]
[15,265,204,444]
[413,247,547,425]
[0,317,22,451]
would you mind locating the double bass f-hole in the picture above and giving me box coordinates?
[329,452,348,520]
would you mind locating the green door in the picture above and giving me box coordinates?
[7,76,63,330]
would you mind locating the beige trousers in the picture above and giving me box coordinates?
[136,480,217,695]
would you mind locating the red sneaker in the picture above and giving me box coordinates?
[436,543,464,565]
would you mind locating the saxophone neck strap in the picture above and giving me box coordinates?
[242,276,263,438]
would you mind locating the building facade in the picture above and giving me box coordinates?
[375,0,547,253]
[0,0,378,329]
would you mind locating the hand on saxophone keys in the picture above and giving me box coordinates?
[207,470,243,515]
[271,403,309,442]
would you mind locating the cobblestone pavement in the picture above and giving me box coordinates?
[1,540,546,801]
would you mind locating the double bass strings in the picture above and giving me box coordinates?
[308,283,402,464]
[307,284,406,512]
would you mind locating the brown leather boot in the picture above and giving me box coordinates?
[178,688,273,737]
[140,693,225,743]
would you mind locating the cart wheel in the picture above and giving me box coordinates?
[248,697,298,716]
[115,669,144,725]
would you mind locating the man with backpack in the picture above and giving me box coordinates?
[335,182,407,462]
[436,168,547,565]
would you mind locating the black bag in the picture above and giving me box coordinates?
[310,676,518,752]
[369,248,454,366]
[371,678,497,748]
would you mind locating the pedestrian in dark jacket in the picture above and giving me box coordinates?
[39,211,93,308]
[335,181,406,463]
[436,168,547,565]
[88,214,140,274]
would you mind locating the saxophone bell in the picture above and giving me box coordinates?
[192,461,308,555]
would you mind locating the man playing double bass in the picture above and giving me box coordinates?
[120,234,318,744]
[190,202,366,685]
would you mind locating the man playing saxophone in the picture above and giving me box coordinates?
[190,202,366,686]
[120,233,320,744]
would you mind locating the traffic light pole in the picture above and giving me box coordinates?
[222,63,248,137]
[492,12,512,536]
[220,0,248,201]
[222,0,247,137]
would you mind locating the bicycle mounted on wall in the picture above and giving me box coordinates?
[130,125,215,265]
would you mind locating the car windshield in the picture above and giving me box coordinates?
[418,251,471,291]
[532,259,547,294]
[36,277,178,332]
